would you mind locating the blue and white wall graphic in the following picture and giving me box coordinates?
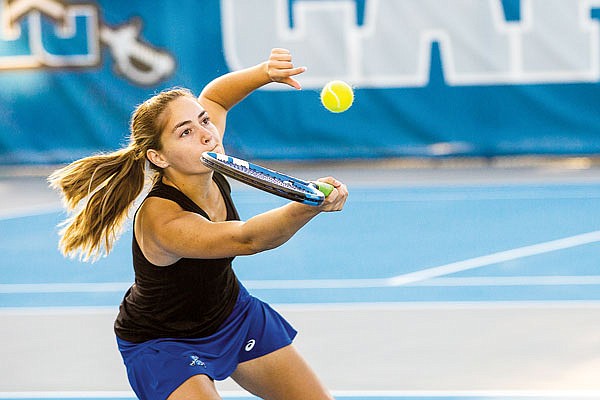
[1,0,599,163]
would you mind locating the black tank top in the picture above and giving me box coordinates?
[114,173,240,343]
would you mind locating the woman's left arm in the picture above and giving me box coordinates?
[198,48,306,136]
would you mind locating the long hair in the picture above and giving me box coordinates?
[48,88,196,261]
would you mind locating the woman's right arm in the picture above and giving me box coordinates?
[198,48,305,139]
[138,178,348,265]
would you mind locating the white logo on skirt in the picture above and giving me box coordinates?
[189,355,206,367]
[245,339,256,351]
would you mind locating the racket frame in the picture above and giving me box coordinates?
[200,152,326,206]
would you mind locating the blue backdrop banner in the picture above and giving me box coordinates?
[1,0,599,164]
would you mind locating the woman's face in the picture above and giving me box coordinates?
[156,95,223,174]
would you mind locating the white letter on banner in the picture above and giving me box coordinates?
[359,0,513,86]
[519,0,599,82]
[221,0,600,87]
[221,0,356,87]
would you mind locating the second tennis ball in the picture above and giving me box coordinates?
[320,80,354,113]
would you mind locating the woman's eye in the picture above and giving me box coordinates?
[201,117,211,126]
[181,128,191,137]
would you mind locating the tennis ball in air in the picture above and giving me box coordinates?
[320,80,354,113]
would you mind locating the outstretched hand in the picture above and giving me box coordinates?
[266,48,306,90]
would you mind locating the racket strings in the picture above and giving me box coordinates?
[229,163,312,194]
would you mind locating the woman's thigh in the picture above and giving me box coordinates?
[167,374,221,400]
[230,344,334,400]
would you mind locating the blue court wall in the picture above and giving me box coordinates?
[0,0,599,164]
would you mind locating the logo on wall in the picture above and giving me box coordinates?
[0,0,175,86]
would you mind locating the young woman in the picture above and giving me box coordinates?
[49,48,348,400]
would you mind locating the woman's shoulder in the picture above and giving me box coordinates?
[135,182,191,228]
[137,195,184,223]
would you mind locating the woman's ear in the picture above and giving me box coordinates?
[146,149,169,169]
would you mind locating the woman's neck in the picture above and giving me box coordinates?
[162,171,213,199]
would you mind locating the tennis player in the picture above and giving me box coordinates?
[49,48,347,400]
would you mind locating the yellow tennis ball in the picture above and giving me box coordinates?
[320,80,354,113]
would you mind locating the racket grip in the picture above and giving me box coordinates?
[312,181,334,197]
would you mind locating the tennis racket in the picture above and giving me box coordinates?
[200,152,334,206]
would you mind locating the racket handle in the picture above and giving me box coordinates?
[311,181,334,197]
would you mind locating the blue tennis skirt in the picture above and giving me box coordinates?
[116,284,297,400]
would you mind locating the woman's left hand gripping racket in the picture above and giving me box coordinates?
[200,152,334,206]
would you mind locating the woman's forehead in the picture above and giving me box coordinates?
[162,96,205,129]
[168,96,203,115]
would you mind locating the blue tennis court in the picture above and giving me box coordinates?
[2,171,600,399]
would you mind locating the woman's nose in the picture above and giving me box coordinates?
[200,132,214,144]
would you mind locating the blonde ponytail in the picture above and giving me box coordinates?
[49,146,146,261]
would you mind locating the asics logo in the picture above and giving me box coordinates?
[245,339,256,352]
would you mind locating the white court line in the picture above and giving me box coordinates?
[271,300,600,312]
[0,392,134,399]
[329,390,600,398]
[4,274,600,293]
[243,274,600,289]
[387,230,600,286]
[0,306,117,315]
[411,275,600,286]
[2,231,600,293]
[0,282,131,294]
[0,204,61,220]
[3,300,600,316]
[2,390,600,398]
